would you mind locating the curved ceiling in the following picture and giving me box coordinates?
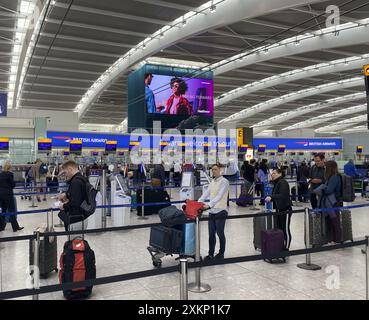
[2,0,369,134]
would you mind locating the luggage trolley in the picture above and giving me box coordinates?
[147,206,205,268]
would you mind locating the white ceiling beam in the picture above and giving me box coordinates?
[75,0,325,119]
[53,2,168,25]
[212,21,369,75]
[220,77,363,124]
[215,54,369,107]
[252,93,365,133]
[316,114,367,132]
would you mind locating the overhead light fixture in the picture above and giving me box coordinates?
[182,17,186,26]
[295,40,300,46]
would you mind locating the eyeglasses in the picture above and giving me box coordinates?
[171,84,180,88]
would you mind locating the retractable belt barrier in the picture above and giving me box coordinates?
[0,238,366,300]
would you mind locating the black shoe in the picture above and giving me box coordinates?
[204,255,214,261]
[13,227,24,232]
[215,253,224,259]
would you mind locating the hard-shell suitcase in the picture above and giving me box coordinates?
[253,194,274,250]
[261,228,286,263]
[179,222,196,256]
[149,226,182,254]
[253,213,274,250]
[29,210,58,279]
[308,212,329,247]
[340,209,353,242]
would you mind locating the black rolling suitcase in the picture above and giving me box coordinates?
[253,213,274,250]
[29,210,58,279]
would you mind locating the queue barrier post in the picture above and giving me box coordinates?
[188,215,211,293]
[179,258,188,300]
[29,182,38,208]
[32,231,41,300]
[138,184,148,220]
[250,182,259,211]
[365,236,369,300]
[297,207,321,271]
[294,179,302,207]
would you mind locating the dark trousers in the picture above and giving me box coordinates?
[0,196,20,231]
[310,193,318,209]
[327,213,342,243]
[275,208,292,249]
[208,210,228,256]
[298,183,309,202]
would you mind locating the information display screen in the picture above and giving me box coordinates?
[105,142,117,153]
[38,141,52,152]
[181,172,193,188]
[258,145,266,152]
[0,139,9,152]
[146,74,213,117]
[115,174,130,194]
[70,141,82,155]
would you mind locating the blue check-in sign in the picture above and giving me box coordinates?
[0,93,7,117]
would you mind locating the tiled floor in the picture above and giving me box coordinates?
[1,189,369,300]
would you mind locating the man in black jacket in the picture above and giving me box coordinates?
[265,168,292,249]
[58,160,87,231]
[308,153,325,209]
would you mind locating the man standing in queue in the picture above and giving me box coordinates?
[57,160,87,232]
[198,164,230,260]
[308,153,326,209]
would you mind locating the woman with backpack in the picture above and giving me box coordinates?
[313,160,342,243]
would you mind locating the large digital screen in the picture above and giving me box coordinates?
[145,74,213,117]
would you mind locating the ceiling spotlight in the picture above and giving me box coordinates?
[295,40,300,46]
[182,17,186,26]
[264,48,269,54]
[344,60,349,66]
[160,32,164,39]
[142,42,146,49]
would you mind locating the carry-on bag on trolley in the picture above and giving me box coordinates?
[29,210,58,279]
[59,217,96,300]
[183,200,204,220]
[158,206,186,227]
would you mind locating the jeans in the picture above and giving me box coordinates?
[208,210,228,256]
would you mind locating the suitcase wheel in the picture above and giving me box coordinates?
[153,260,162,268]
[55,268,58,273]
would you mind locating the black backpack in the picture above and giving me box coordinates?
[75,176,98,219]
[39,163,48,175]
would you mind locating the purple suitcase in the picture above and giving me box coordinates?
[261,228,286,263]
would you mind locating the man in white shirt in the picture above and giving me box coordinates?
[198,164,230,260]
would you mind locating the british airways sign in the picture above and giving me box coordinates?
[253,138,343,150]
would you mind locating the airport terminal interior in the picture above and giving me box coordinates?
[1,0,369,301]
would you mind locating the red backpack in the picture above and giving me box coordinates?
[184,200,205,220]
